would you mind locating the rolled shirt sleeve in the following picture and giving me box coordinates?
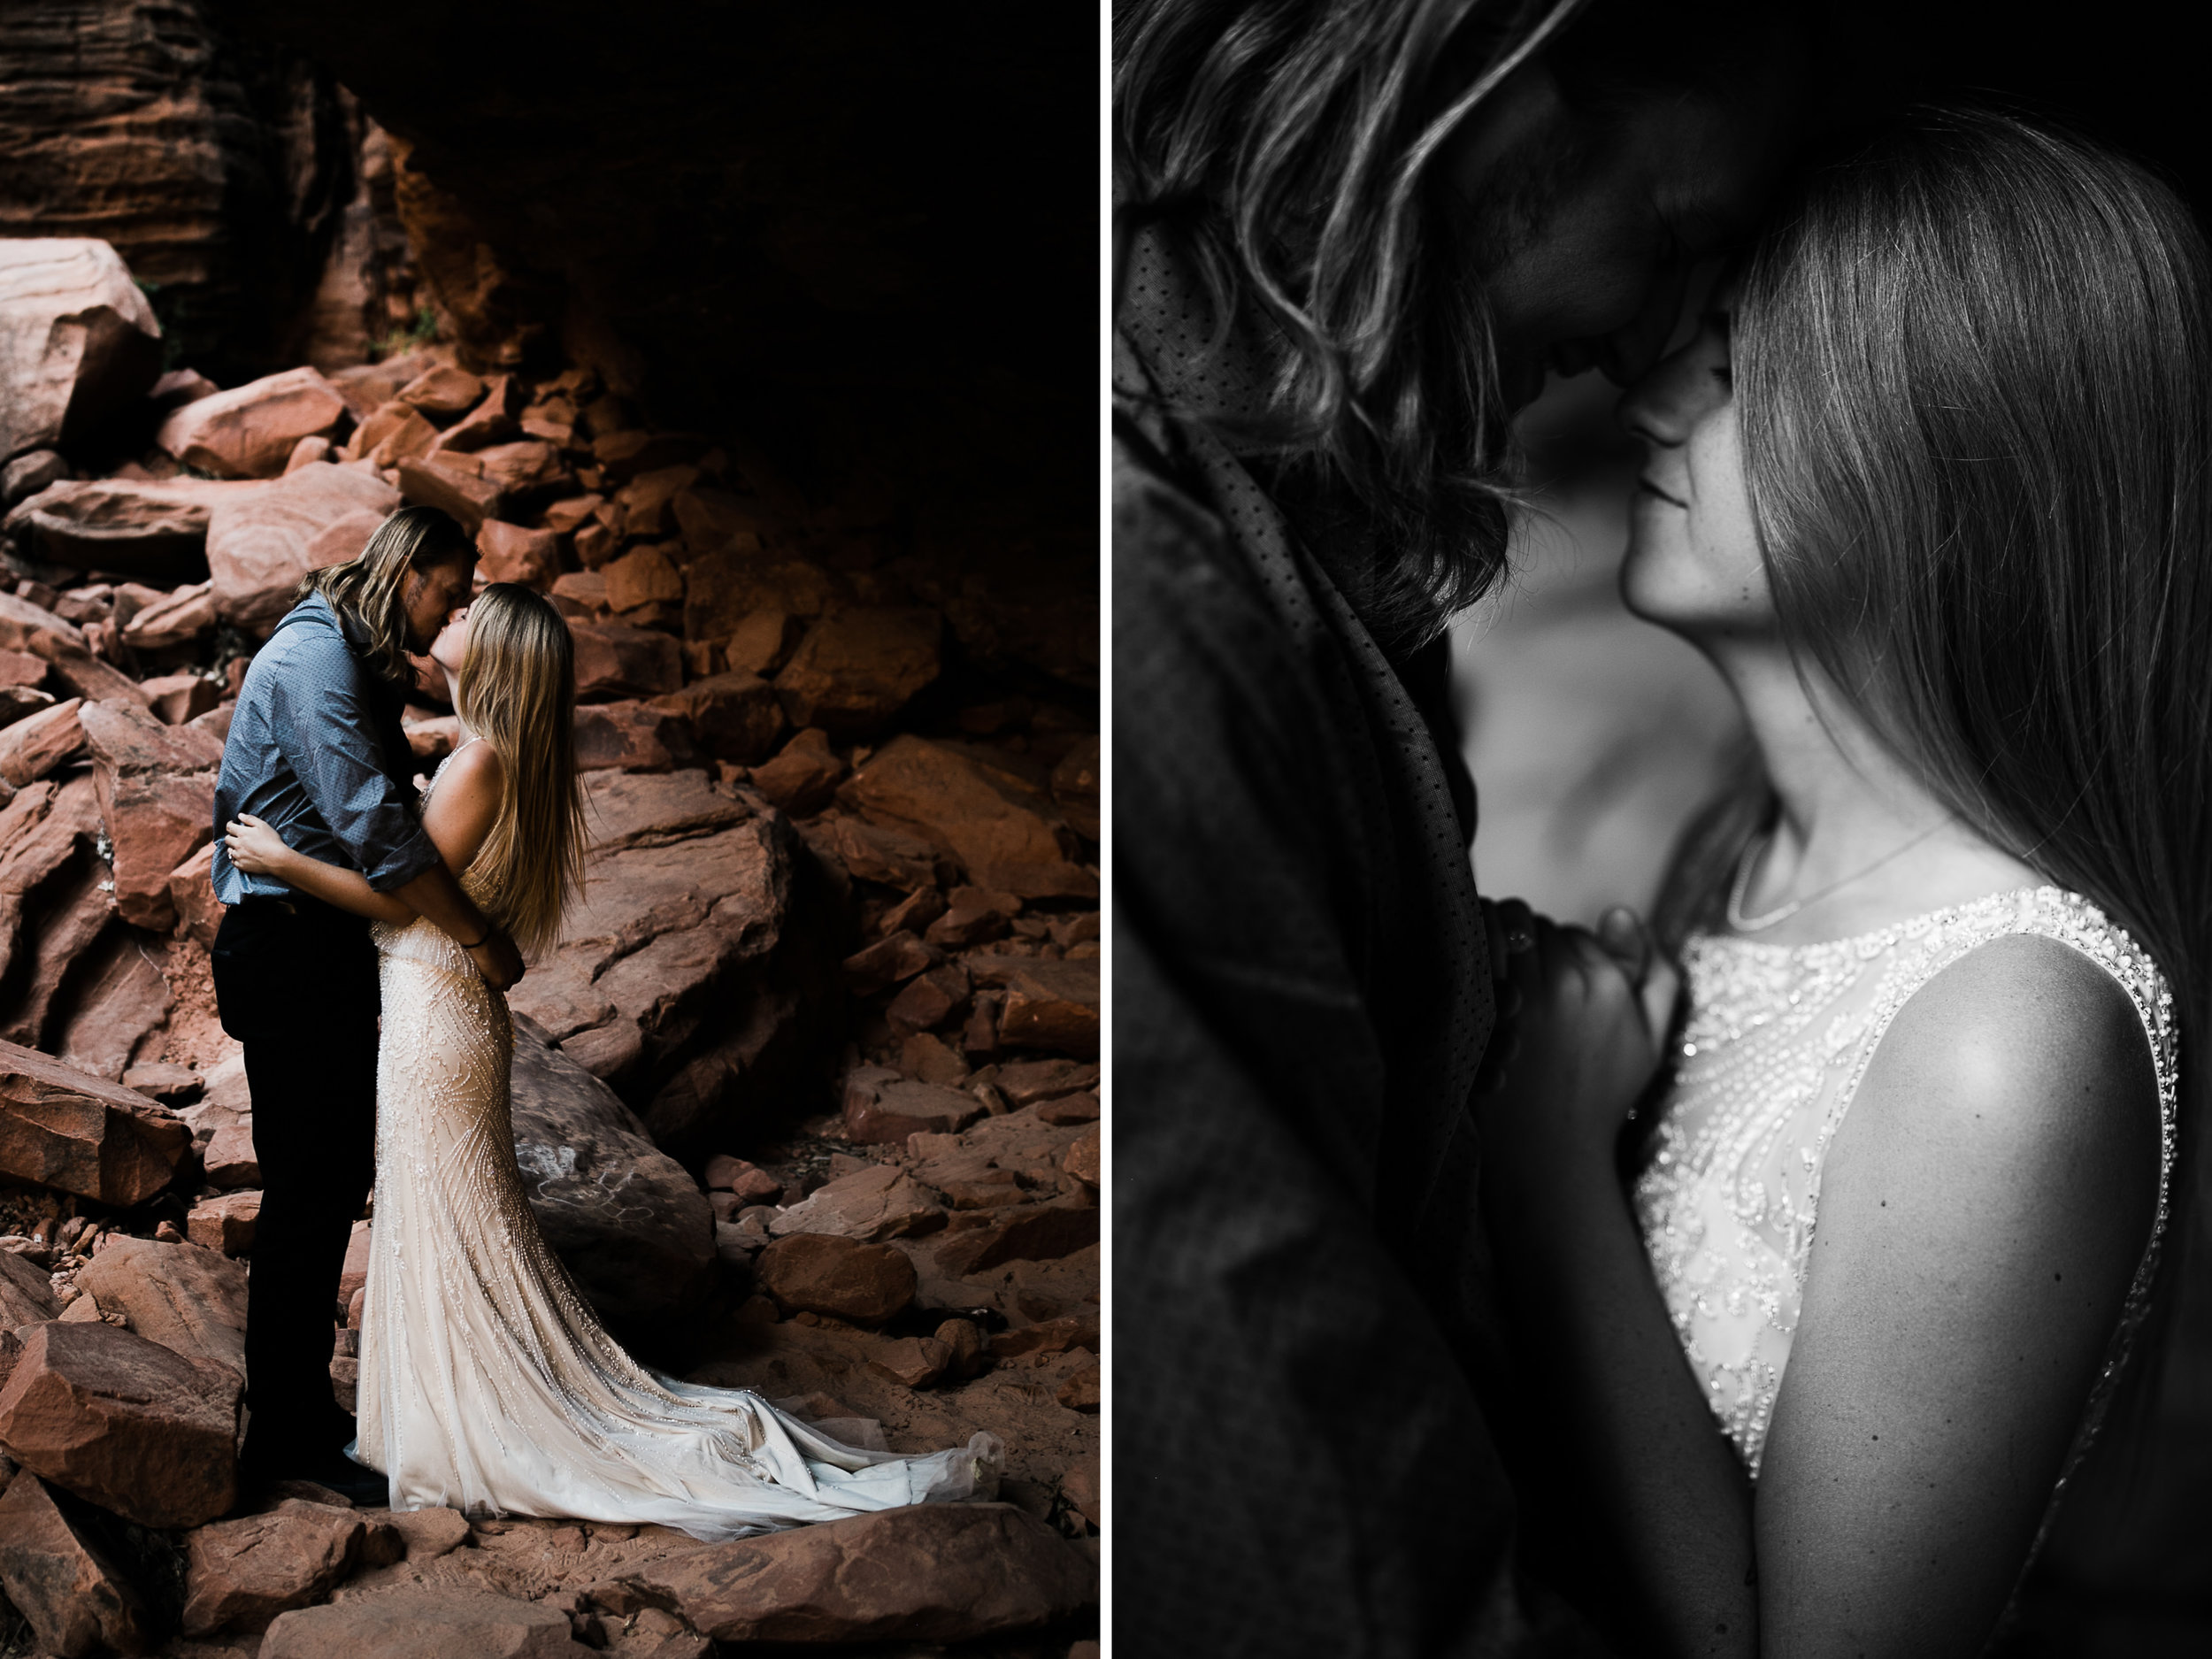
[266,635,442,890]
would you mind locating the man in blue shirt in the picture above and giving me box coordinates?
[211,503,525,1503]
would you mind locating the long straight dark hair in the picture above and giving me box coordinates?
[1686,106,2212,1524]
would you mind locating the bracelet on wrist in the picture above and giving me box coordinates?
[457,928,491,950]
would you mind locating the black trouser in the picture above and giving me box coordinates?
[211,895,380,1477]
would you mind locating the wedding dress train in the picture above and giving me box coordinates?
[349,762,998,1539]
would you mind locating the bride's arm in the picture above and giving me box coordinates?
[224,741,510,931]
[223,814,418,922]
[1482,926,2161,1658]
[1754,935,2158,1654]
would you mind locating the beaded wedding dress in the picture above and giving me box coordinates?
[1633,887,2177,1480]
[349,747,999,1537]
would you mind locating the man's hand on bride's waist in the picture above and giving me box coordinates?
[465,926,525,991]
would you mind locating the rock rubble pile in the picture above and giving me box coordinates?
[0,228,1096,1655]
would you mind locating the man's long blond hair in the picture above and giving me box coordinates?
[457,584,587,956]
[299,504,472,687]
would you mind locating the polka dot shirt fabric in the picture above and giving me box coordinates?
[1112,230,1559,1654]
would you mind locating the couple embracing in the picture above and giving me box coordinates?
[209,505,997,1532]
[1118,0,2205,1652]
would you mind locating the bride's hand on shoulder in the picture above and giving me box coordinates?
[224,814,294,879]
[1474,898,1681,1181]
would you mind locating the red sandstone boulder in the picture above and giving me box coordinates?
[204,1115,260,1187]
[0,686,54,735]
[262,1587,592,1658]
[749,725,844,815]
[0,1320,240,1527]
[50,924,173,1084]
[181,1498,365,1636]
[772,607,942,736]
[887,964,969,1034]
[1066,1124,1102,1186]
[0,1472,152,1657]
[0,695,83,788]
[602,542,683,612]
[841,1071,984,1145]
[142,670,220,725]
[987,1313,1100,1360]
[477,519,562,589]
[188,1190,261,1256]
[157,365,350,479]
[0,1250,59,1326]
[994,1057,1100,1107]
[618,464,701,536]
[969,955,1101,1057]
[0,1038,188,1204]
[838,736,1094,901]
[703,1155,782,1205]
[354,399,440,467]
[1058,1362,1101,1411]
[396,364,485,418]
[121,579,217,651]
[755,1233,916,1325]
[80,696,223,931]
[867,1334,953,1390]
[396,454,504,535]
[4,476,261,579]
[839,933,940,997]
[724,604,805,677]
[502,770,832,1158]
[626,1502,1094,1645]
[651,670,785,764]
[572,701,694,773]
[74,1232,249,1379]
[472,439,567,497]
[571,618,682,701]
[168,841,224,949]
[926,885,1020,949]
[819,814,949,891]
[0,239,162,463]
[430,373,521,450]
[770,1164,946,1242]
[933,1202,1100,1278]
[207,463,402,634]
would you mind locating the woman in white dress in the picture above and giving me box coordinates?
[1476,109,2203,1653]
[225,583,998,1537]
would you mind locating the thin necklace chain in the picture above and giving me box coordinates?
[1725,820,1949,934]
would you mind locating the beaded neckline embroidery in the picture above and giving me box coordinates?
[1633,886,2178,1480]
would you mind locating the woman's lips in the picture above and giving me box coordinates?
[1637,476,1687,508]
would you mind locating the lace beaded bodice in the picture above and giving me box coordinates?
[1632,887,2177,1477]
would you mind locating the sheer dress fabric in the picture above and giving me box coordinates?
[350,752,999,1539]
[1633,887,2178,1489]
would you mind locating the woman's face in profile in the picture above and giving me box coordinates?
[1615,281,1770,637]
[430,602,473,674]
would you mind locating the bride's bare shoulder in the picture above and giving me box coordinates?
[443,736,507,795]
[1831,928,2162,1247]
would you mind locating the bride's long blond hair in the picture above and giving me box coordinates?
[457,584,587,956]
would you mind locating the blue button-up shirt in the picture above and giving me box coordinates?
[210,592,442,905]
